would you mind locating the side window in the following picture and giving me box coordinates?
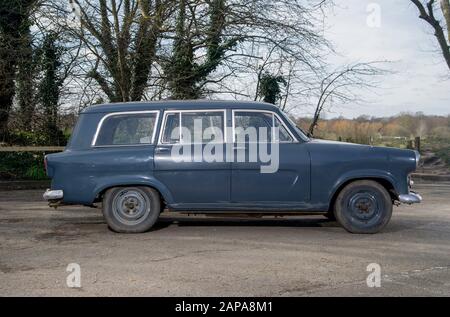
[234,111,294,143]
[161,111,225,144]
[234,112,272,142]
[94,112,158,146]
[162,113,180,143]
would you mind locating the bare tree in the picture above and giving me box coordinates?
[308,62,389,136]
[411,0,450,71]
[62,0,173,102]
[163,0,332,100]
[163,0,241,99]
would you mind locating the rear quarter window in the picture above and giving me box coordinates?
[93,112,158,146]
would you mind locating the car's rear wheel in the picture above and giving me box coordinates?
[334,180,392,234]
[102,186,161,233]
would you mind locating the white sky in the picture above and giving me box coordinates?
[322,0,450,118]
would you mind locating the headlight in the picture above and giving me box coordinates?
[414,150,420,168]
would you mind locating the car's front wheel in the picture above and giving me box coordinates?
[102,186,161,233]
[334,180,393,234]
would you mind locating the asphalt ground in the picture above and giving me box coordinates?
[0,182,449,296]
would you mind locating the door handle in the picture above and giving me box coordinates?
[233,146,246,150]
[156,147,171,153]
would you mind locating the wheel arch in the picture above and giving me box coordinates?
[328,177,397,212]
[93,178,174,206]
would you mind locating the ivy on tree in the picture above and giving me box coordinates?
[38,33,65,146]
[257,73,287,105]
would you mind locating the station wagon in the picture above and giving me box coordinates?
[44,100,422,233]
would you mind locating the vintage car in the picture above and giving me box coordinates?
[44,100,421,233]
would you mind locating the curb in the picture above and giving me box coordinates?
[0,180,51,191]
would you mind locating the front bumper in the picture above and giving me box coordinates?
[398,192,422,204]
[43,189,63,201]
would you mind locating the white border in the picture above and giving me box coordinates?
[91,110,160,147]
[231,109,298,143]
[158,109,227,145]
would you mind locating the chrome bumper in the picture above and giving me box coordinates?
[43,189,63,201]
[398,192,422,204]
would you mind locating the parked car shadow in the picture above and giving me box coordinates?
[151,214,339,231]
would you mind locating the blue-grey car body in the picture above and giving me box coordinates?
[44,100,421,212]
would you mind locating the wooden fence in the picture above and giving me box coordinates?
[0,146,65,152]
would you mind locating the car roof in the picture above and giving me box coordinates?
[81,100,280,114]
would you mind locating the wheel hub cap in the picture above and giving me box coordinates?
[112,189,151,225]
[348,192,379,221]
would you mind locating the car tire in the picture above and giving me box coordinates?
[334,180,392,234]
[102,186,161,233]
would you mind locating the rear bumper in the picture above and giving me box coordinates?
[398,192,422,204]
[43,189,63,201]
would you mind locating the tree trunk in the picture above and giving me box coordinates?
[411,0,450,71]
[16,17,35,130]
[308,105,321,136]
[39,34,63,145]
[130,0,163,101]
[432,18,450,70]
[0,1,20,141]
[441,0,450,43]
[0,44,17,141]
[166,0,237,100]
[0,0,36,141]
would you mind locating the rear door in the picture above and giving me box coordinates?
[153,109,230,207]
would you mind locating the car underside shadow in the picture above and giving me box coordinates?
[151,214,339,231]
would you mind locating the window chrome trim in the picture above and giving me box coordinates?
[158,109,227,145]
[91,110,160,147]
[231,109,298,143]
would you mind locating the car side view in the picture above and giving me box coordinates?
[43,100,422,233]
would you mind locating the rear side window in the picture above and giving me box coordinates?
[94,112,158,146]
[161,111,225,144]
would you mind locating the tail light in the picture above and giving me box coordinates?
[44,155,48,173]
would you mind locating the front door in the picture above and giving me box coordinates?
[231,110,310,208]
[153,110,230,208]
